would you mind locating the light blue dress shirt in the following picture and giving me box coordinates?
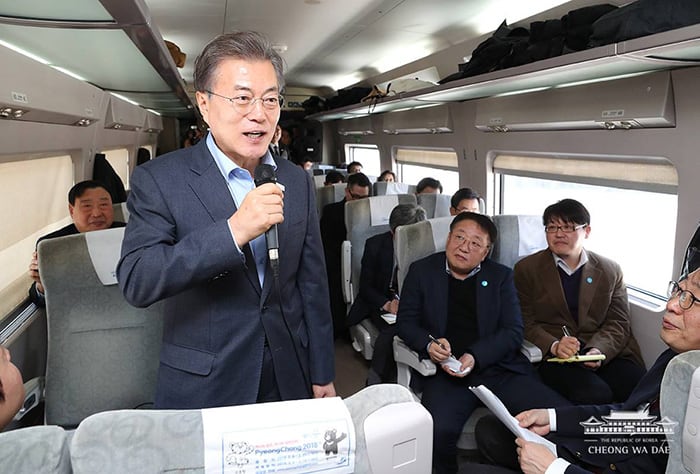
[206,133,277,287]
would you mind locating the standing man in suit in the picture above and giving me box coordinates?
[347,203,427,384]
[118,31,335,409]
[397,212,570,474]
[320,172,371,339]
[515,199,644,404]
[474,268,700,474]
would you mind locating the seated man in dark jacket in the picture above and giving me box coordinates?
[397,212,570,474]
[347,203,426,384]
[28,180,125,306]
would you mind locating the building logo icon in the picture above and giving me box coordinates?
[579,409,676,436]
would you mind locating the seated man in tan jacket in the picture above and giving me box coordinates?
[514,199,644,404]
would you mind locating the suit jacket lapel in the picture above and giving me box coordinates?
[187,142,262,296]
[539,251,572,322]
[578,256,601,323]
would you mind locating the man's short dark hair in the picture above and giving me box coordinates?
[416,177,443,194]
[389,204,427,232]
[542,199,590,226]
[347,161,363,173]
[324,170,346,185]
[450,212,497,246]
[68,180,110,206]
[347,172,371,189]
[194,31,285,94]
[450,187,481,209]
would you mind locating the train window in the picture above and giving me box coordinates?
[494,154,678,298]
[344,144,380,177]
[0,155,73,319]
[394,147,459,195]
[103,148,130,190]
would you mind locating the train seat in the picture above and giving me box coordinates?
[0,425,71,474]
[112,202,130,223]
[38,227,163,428]
[373,181,416,196]
[661,349,700,474]
[343,194,417,359]
[490,214,547,269]
[416,193,451,219]
[70,384,432,474]
[316,182,346,217]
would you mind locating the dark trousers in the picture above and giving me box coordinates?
[421,369,571,474]
[257,345,282,403]
[367,314,398,384]
[538,357,645,404]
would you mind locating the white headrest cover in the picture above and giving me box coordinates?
[385,182,409,195]
[369,195,399,227]
[85,227,125,286]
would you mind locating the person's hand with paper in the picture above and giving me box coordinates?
[515,408,551,436]
[516,438,558,474]
[427,336,474,377]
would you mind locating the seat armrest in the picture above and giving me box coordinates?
[521,339,542,363]
[393,336,436,389]
[341,240,353,304]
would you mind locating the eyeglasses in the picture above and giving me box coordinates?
[668,280,700,310]
[348,191,369,200]
[544,223,587,234]
[451,233,488,252]
[205,90,284,114]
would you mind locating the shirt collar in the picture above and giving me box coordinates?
[445,256,481,280]
[553,248,588,275]
[206,132,277,180]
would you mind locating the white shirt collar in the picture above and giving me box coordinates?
[553,248,588,276]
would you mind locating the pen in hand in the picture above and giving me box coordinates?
[562,325,571,338]
[428,334,451,356]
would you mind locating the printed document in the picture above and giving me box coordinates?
[469,385,557,456]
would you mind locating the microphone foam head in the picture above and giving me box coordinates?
[254,163,277,186]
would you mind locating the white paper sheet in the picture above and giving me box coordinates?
[202,397,355,474]
[469,385,557,456]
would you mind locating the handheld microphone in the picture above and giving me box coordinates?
[253,164,280,275]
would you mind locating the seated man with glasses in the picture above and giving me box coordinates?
[513,199,644,404]
[397,212,571,474]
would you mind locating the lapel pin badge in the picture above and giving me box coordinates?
[481,280,488,287]
[586,277,593,284]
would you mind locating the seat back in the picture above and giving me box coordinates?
[112,202,130,223]
[373,181,416,196]
[394,216,453,292]
[38,228,163,428]
[0,425,72,474]
[70,385,432,474]
[313,174,327,187]
[416,193,451,219]
[661,350,700,474]
[491,214,547,268]
[316,183,346,217]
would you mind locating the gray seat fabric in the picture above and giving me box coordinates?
[344,194,417,359]
[661,350,700,473]
[70,385,431,474]
[316,182,346,217]
[38,228,163,428]
[112,202,130,223]
[416,193,451,218]
[373,181,416,196]
[394,216,452,292]
[0,425,72,474]
[490,214,547,268]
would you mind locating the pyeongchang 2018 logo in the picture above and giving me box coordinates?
[579,409,677,456]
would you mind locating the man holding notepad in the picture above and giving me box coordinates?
[514,199,645,404]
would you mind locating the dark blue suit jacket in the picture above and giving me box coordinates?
[347,231,394,326]
[117,139,334,409]
[555,349,676,474]
[397,252,532,382]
